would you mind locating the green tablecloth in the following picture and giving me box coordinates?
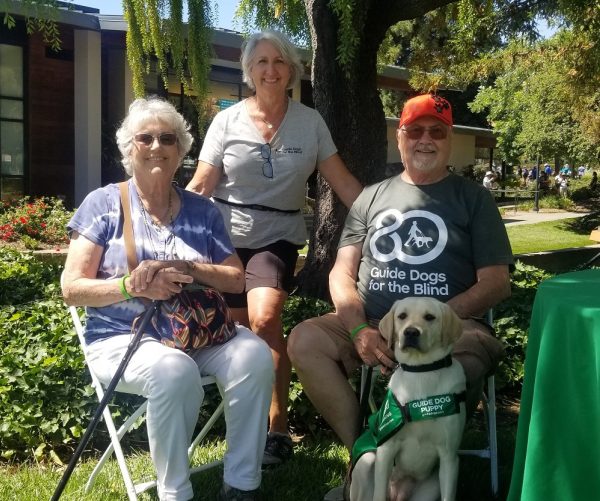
[508,269,600,501]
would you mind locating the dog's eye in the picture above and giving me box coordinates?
[398,312,407,320]
[424,314,436,321]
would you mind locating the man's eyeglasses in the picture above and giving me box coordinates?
[133,132,178,147]
[261,143,273,178]
[400,125,448,141]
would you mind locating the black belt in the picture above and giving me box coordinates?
[213,197,300,214]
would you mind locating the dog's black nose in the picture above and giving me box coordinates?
[404,327,420,339]
[402,327,420,349]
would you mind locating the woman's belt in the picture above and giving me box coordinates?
[213,197,300,214]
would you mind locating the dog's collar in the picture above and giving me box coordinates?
[400,354,452,373]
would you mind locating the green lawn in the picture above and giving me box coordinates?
[506,217,597,254]
[0,413,514,500]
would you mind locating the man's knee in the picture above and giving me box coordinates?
[287,318,320,366]
[453,323,505,383]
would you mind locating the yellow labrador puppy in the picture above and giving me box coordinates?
[350,297,466,501]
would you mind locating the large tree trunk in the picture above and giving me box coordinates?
[297,0,455,298]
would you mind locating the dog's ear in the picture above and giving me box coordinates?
[441,302,463,345]
[379,303,397,349]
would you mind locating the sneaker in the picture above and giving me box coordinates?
[218,483,258,501]
[262,431,294,465]
[323,484,348,501]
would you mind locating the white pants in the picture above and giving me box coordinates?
[86,326,274,501]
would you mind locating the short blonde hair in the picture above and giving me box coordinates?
[241,30,304,91]
[116,97,194,176]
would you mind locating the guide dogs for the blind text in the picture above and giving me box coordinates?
[350,297,466,501]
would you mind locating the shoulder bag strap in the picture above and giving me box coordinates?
[119,181,138,273]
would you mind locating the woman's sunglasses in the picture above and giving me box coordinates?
[133,133,178,146]
[400,125,448,141]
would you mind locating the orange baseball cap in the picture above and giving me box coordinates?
[399,94,453,127]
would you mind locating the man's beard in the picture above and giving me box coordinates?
[410,154,440,172]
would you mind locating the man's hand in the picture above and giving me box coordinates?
[353,326,396,370]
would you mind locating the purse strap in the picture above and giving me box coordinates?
[119,181,138,273]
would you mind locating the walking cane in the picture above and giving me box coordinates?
[51,300,161,501]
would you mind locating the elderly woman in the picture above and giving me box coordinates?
[186,30,362,465]
[61,97,273,501]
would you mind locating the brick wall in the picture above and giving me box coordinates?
[27,25,75,203]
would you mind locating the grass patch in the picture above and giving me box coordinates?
[0,413,515,500]
[507,218,597,254]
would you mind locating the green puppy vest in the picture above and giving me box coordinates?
[352,388,466,467]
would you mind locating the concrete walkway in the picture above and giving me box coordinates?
[502,210,589,227]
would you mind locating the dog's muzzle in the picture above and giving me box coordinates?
[402,326,421,350]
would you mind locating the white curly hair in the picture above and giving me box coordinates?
[116,96,194,176]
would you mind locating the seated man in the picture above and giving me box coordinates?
[288,94,513,452]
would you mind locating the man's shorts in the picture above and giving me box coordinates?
[297,313,505,385]
[224,240,300,308]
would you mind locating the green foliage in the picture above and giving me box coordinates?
[0,248,62,305]
[0,298,89,462]
[494,262,552,389]
[123,0,215,127]
[567,210,600,234]
[234,0,309,45]
[329,0,362,77]
[282,295,334,434]
[0,251,147,462]
[0,248,556,458]
[281,294,333,336]
[3,0,62,51]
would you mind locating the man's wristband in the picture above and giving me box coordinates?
[119,274,132,300]
[349,322,369,340]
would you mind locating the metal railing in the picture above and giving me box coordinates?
[489,188,541,213]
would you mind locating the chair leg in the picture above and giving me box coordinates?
[188,400,225,457]
[487,376,499,497]
[87,405,140,501]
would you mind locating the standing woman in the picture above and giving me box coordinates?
[62,97,273,500]
[186,30,362,464]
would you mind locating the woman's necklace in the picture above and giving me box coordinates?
[253,96,287,130]
[136,187,178,260]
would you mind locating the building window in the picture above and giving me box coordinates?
[0,43,25,201]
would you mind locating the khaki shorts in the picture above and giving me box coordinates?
[300,314,504,385]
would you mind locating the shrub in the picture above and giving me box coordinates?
[0,251,143,462]
[0,250,547,460]
[282,295,334,435]
[494,261,552,390]
[0,197,73,249]
[0,248,62,305]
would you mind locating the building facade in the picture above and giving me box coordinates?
[0,1,495,207]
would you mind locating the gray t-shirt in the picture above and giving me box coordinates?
[199,99,337,248]
[340,174,514,321]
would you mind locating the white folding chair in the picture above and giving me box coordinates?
[359,310,499,498]
[67,303,224,500]
[457,373,499,497]
[457,309,499,498]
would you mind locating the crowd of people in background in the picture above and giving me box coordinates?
[482,162,598,198]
